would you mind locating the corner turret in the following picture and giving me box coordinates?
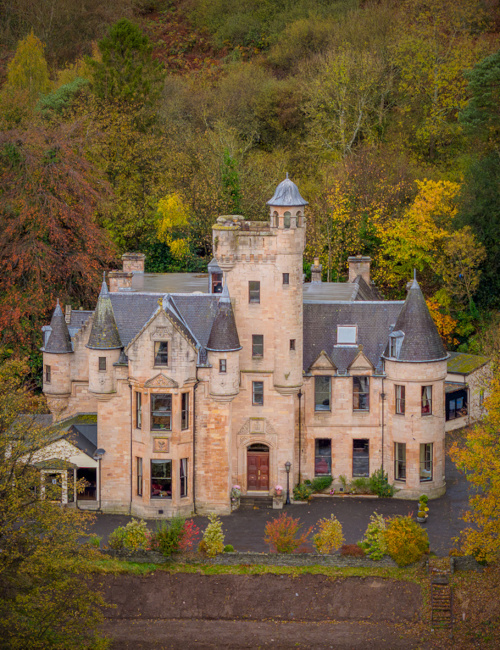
[42,299,73,400]
[267,173,308,229]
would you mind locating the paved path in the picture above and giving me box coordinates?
[90,444,470,556]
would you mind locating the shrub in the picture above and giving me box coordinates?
[359,512,387,560]
[312,515,344,554]
[419,494,429,504]
[224,544,235,553]
[178,519,200,553]
[340,544,366,558]
[385,515,429,566]
[293,482,313,501]
[108,518,149,550]
[88,534,102,549]
[350,477,372,494]
[202,513,225,557]
[264,513,313,553]
[369,468,395,497]
[311,475,333,492]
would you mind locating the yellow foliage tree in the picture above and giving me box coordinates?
[156,193,191,261]
[449,370,500,563]
[6,31,51,102]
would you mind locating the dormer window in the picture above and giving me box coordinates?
[388,331,404,359]
[337,326,357,345]
[211,273,223,294]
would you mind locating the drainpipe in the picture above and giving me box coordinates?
[297,389,302,484]
[129,384,133,515]
[193,368,200,514]
[381,377,385,472]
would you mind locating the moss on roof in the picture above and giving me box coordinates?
[447,352,489,375]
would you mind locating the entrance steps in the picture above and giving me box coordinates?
[239,495,273,510]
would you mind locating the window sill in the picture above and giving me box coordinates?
[151,495,172,499]
[153,365,169,369]
[394,413,405,417]
[353,410,370,414]
[421,413,433,417]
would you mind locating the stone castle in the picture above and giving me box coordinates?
[41,177,451,515]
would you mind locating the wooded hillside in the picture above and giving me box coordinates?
[1,0,499,377]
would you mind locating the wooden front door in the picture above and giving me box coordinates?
[247,451,270,491]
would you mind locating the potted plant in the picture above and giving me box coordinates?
[230,485,241,511]
[274,484,283,497]
[416,494,429,523]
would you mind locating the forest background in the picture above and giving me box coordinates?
[1,0,500,383]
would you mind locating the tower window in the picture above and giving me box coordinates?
[98,357,106,371]
[284,211,291,228]
[290,339,296,351]
[283,273,289,285]
[421,386,432,415]
[45,365,51,383]
[420,443,433,481]
[219,359,227,373]
[252,334,264,357]
[252,381,264,406]
[249,281,260,304]
[395,385,405,415]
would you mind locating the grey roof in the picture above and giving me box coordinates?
[353,275,384,301]
[67,423,97,458]
[68,310,93,337]
[303,301,404,373]
[267,174,308,207]
[169,294,221,348]
[383,278,447,362]
[87,279,122,350]
[110,293,162,347]
[303,282,358,302]
[206,286,241,351]
[207,259,222,273]
[43,300,73,353]
[131,273,208,294]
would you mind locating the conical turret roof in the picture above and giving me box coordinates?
[87,277,122,350]
[43,299,73,353]
[384,275,447,362]
[267,173,308,207]
[206,285,241,352]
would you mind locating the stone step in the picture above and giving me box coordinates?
[239,496,274,510]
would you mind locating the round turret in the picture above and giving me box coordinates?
[42,300,73,396]
[267,174,308,229]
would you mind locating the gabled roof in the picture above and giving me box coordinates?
[67,423,97,458]
[383,277,447,363]
[42,300,73,354]
[267,174,308,207]
[87,279,122,350]
[303,301,403,373]
[353,275,383,301]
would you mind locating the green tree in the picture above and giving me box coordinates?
[5,31,51,102]
[89,18,164,108]
[0,358,108,648]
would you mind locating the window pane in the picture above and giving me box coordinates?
[219,359,226,373]
[290,339,296,351]
[283,273,289,285]
[353,439,369,477]
[154,341,168,366]
[151,394,172,430]
[315,439,332,476]
[99,357,106,371]
[137,457,143,496]
[420,443,433,481]
[151,460,172,498]
[181,392,189,429]
[284,212,291,228]
[249,281,260,303]
[45,365,51,383]
[136,392,142,429]
[212,273,223,293]
[394,442,406,481]
[315,376,331,411]
[180,458,188,497]
[252,334,264,357]
[353,376,369,411]
[253,381,264,405]
[421,386,432,415]
[337,326,356,344]
[395,385,405,415]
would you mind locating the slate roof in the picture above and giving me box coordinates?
[87,280,122,350]
[131,273,209,294]
[303,283,358,302]
[67,424,97,458]
[353,275,384,301]
[206,287,241,351]
[42,300,73,354]
[267,174,308,207]
[109,293,163,347]
[68,310,92,338]
[447,352,489,375]
[303,301,403,373]
[169,294,221,348]
[383,278,448,362]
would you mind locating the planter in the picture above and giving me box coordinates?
[272,496,284,510]
[416,516,428,524]
[231,498,240,512]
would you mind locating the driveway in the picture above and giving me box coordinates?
[89,436,470,557]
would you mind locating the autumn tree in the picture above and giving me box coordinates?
[156,192,191,261]
[0,119,117,360]
[450,368,500,563]
[5,31,51,102]
[0,358,107,648]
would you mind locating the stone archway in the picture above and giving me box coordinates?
[247,443,269,491]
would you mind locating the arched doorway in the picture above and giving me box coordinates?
[247,443,269,491]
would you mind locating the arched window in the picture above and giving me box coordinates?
[284,211,291,229]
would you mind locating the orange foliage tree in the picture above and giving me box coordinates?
[0,120,117,358]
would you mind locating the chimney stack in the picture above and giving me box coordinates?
[348,255,371,285]
[311,257,322,284]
